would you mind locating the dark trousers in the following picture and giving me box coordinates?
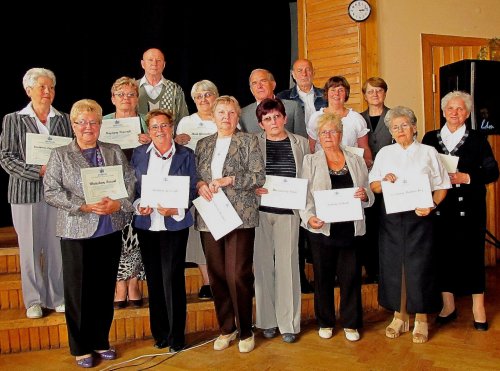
[307,231,362,329]
[61,231,121,356]
[137,228,188,348]
[358,193,382,281]
[298,226,311,285]
[201,228,255,339]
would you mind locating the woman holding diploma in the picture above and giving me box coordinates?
[44,99,135,368]
[195,95,265,353]
[131,109,196,352]
[254,97,309,343]
[369,106,450,344]
[104,76,150,310]
[422,91,499,331]
[299,113,373,342]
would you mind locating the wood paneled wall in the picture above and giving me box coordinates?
[297,0,379,112]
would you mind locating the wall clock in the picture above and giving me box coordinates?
[348,0,371,22]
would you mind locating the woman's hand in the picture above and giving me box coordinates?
[308,216,324,230]
[255,187,268,196]
[138,206,153,216]
[174,133,191,146]
[209,177,234,194]
[86,197,120,215]
[449,171,470,185]
[415,207,433,217]
[382,173,397,183]
[156,205,178,217]
[138,133,152,145]
[354,187,368,202]
[197,181,213,201]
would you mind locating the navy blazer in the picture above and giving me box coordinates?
[131,143,197,231]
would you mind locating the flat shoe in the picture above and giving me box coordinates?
[318,327,333,339]
[95,348,116,360]
[198,285,213,300]
[473,321,489,331]
[214,330,238,351]
[385,317,409,339]
[128,299,143,308]
[344,328,360,342]
[154,339,169,349]
[262,327,277,339]
[114,300,128,309]
[412,320,428,343]
[435,309,457,325]
[170,344,185,352]
[282,333,296,343]
[76,355,94,368]
[238,333,255,353]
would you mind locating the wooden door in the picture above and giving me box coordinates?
[421,34,499,265]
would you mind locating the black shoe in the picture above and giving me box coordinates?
[170,344,185,352]
[114,300,128,309]
[154,339,169,349]
[435,309,457,325]
[301,280,314,294]
[473,321,489,331]
[128,299,143,308]
[198,285,213,300]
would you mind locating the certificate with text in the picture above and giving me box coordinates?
[182,126,217,151]
[260,175,308,210]
[193,191,243,241]
[381,174,434,214]
[100,117,141,149]
[313,188,363,223]
[81,165,128,204]
[438,153,459,173]
[25,133,72,165]
[140,175,190,209]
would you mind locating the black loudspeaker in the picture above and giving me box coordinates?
[439,59,500,135]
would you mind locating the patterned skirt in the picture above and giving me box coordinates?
[117,221,146,281]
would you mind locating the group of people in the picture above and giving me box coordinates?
[0,50,498,367]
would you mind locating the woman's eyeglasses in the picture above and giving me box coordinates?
[149,123,174,131]
[319,129,340,137]
[194,92,215,101]
[114,92,138,99]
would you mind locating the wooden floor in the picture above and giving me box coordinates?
[1,227,499,370]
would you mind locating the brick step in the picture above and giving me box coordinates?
[0,285,379,354]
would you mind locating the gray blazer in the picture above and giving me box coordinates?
[299,148,374,237]
[195,131,266,231]
[44,140,136,239]
[360,106,392,158]
[0,109,72,204]
[257,130,310,216]
[240,99,307,138]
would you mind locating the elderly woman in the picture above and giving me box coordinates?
[175,80,219,300]
[299,112,374,342]
[306,76,372,167]
[254,98,309,343]
[131,109,196,352]
[0,67,72,319]
[195,95,265,353]
[422,91,499,331]
[103,76,151,309]
[44,99,135,368]
[369,106,450,344]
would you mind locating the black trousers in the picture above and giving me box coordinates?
[201,228,255,340]
[61,231,121,356]
[137,228,188,348]
[307,230,362,330]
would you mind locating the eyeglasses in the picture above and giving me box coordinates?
[365,88,385,95]
[114,92,138,99]
[261,113,284,123]
[149,123,174,131]
[390,123,412,131]
[194,92,215,101]
[319,129,340,136]
[74,120,100,127]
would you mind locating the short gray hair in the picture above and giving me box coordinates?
[190,80,219,100]
[384,106,417,129]
[22,68,56,90]
[441,90,473,113]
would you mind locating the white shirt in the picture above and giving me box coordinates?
[176,113,217,151]
[211,137,231,178]
[307,108,370,152]
[440,124,466,152]
[369,141,451,191]
[19,103,56,134]
[133,141,185,231]
[139,76,166,100]
[297,87,316,124]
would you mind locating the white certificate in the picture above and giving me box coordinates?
[140,175,190,209]
[313,188,363,223]
[438,153,459,173]
[344,146,365,158]
[100,117,141,149]
[182,125,217,151]
[381,174,434,214]
[193,191,243,241]
[25,133,72,165]
[81,165,128,204]
[260,175,308,210]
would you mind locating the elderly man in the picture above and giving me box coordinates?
[240,69,306,137]
[277,59,327,124]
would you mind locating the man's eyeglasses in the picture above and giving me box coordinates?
[194,92,215,101]
[319,129,340,136]
[114,92,138,99]
[149,123,174,131]
[74,120,100,127]
[390,123,412,132]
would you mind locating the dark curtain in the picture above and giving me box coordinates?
[0,1,295,227]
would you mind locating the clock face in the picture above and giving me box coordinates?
[348,0,371,22]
